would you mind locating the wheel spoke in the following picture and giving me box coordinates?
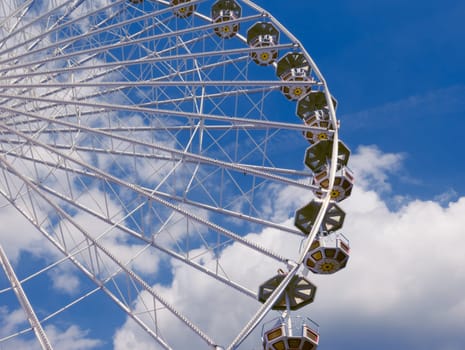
[0,1,348,348]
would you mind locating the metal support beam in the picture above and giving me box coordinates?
[0,245,53,350]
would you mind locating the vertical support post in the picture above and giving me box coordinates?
[0,245,53,350]
[285,293,293,336]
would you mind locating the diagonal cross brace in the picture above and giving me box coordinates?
[0,245,53,350]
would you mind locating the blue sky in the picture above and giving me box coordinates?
[0,1,464,349]
[256,0,465,201]
[252,1,465,349]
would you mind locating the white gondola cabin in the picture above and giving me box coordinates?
[211,0,241,38]
[312,166,354,203]
[258,273,316,311]
[247,22,280,66]
[304,234,350,274]
[304,139,350,174]
[262,317,319,350]
[294,200,345,236]
[170,0,196,18]
[296,92,338,143]
[276,53,313,100]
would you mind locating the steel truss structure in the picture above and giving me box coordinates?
[0,1,351,349]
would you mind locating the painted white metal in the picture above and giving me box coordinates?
[0,92,330,134]
[0,119,291,266]
[0,194,174,349]
[0,158,216,348]
[0,245,54,350]
[0,0,343,348]
[0,103,319,191]
[226,1,342,347]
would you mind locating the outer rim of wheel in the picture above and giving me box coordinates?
[0,1,346,349]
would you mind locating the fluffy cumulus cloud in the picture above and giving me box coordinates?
[349,145,404,192]
[313,177,465,349]
[0,2,463,348]
[0,307,102,350]
[111,145,465,350]
[0,199,50,262]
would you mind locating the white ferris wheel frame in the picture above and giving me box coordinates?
[0,0,342,349]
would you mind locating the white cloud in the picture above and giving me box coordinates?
[0,307,27,337]
[112,146,465,349]
[349,144,404,192]
[434,188,458,205]
[0,197,54,262]
[45,325,103,350]
[48,266,81,295]
[0,307,102,350]
[306,152,465,348]
[1,1,463,349]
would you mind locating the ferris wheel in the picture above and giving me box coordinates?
[0,0,354,349]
